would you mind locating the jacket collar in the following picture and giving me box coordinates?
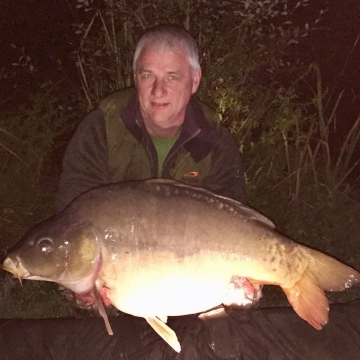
[121,89,217,162]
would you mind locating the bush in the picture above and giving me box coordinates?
[0,82,84,249]
[71,0,314,107]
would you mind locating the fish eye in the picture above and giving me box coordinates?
[37,237,54,255]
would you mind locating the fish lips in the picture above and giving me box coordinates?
[2,256,30,280]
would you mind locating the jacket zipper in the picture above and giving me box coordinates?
[161,128,201,176]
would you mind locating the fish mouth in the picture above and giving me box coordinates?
[2,256,101,294]
[2,257,31,281]
[2,257,48,282]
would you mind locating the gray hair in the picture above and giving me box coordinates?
[133,24,201,74]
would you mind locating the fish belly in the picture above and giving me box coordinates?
[100,250,272,318]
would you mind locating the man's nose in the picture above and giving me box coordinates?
[152,78,167,97]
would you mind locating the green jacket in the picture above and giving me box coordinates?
[56,88,247,211]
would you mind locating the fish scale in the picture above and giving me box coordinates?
[2,178,360,353]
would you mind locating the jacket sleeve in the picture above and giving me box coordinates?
[55,108,110,212]
[205,126,248,204]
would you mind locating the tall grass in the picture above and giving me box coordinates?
[243,64,360,203]
[0,82,86,318]
[72,0,315,109]
[0,83,83,248]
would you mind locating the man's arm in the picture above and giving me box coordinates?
[205,126,248,204]
[55,109,110,212]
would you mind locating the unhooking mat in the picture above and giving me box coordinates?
[0,301,359,360]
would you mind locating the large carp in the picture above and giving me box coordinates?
[2,179,360,352]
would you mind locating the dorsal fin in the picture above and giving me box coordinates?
[144,179,275,229]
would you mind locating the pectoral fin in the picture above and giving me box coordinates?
[156,315,168,323]
[146,316,181,353]
[94,285,113,335]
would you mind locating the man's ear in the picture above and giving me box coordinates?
[192,69,202,93]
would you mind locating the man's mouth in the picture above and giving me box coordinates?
[151,102,169,109]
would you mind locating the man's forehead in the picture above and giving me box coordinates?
[137,47,191,72]
[143,42,188,54]
[139,46,188,62]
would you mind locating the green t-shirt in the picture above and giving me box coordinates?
[151,133,180,176]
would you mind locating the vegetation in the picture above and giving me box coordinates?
[0,0,359,318]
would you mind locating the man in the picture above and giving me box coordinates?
[55,24,247,211]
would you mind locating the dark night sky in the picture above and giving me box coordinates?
[1,0,75,83]
[1,1,73,60]
[303,1,360,103]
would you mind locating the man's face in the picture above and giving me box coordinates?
[134,46,201,138]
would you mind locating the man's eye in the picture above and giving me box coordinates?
[141,73,152,79]
[169,75,179,81]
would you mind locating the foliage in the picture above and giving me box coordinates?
[0,82,83,249]
[69,0,316,108]
[0,78,86,317]
[67,0,360,208]
[242,64,360,204]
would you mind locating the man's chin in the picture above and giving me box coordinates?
[147,120,183,138]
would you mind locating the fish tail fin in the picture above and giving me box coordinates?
[283,270,329,330]
[283,249,360,330]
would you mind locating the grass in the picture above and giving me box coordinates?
[0,84,85,319]
[0,273,72,319]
